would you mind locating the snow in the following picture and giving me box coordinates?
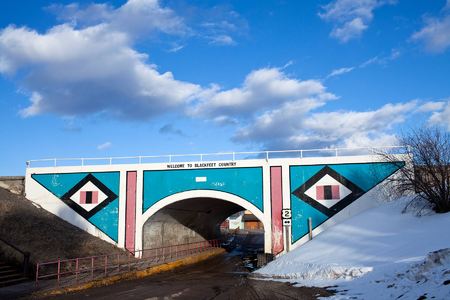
[256,197,450,299]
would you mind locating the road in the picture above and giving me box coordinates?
[48,251,333,300]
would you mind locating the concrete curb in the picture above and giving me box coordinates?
[33,248,225,298]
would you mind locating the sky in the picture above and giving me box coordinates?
[1,0,450,175]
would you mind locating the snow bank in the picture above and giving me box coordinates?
[255,197,450,298]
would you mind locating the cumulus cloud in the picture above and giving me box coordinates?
[0,0,253,120]
[233,101,417,150]
[1,0,445,152]
[417,101,446,112]
[319,0,396,42]
[0,1,201,119]
[190,67,337,119]
[412,1,450,53]
[47,0,188,37]
[429,101,450,130]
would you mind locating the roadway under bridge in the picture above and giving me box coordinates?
[142,197,247,249]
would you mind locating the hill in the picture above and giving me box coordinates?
[0,187,126,265]
[256,197,450,299]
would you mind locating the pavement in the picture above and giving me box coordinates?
[1,231,334,299]
[37,250,333,299]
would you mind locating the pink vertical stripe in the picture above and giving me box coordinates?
[80,191,86,204]
[91,191,99,204]
[331,185,340,199]
[271,166,284,255]
[316,186,325,200]
[125,171,137,253]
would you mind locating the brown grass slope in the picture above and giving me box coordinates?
[0,187,126,264]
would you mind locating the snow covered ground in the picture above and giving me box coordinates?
[256,198,450,299]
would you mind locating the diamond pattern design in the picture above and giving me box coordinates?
[292,166,364,217]
[61,174,118,219]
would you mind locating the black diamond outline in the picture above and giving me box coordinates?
[61,174,118,219]
[292,166,364,217]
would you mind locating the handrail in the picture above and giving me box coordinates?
[37,239,218,265]
[0,237,26,254]
[0,237,30,274]
[26,146,407,168]
[35,239,220,287]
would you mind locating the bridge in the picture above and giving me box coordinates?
[24,147,406,256]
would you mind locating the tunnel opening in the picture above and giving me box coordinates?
[142,197,265,269]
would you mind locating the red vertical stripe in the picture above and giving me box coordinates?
[92,191,99,204]
[125,171,137,253]
[331,185,340,199]
[271,166,284,255]
[316,186,325,200]
[80,191,86,204]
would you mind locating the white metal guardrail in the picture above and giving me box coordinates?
[26,146,408,168]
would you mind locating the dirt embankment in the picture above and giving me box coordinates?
[0,187,126,264]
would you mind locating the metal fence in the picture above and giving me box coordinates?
[35,240,220,288]
[26,146,408,168]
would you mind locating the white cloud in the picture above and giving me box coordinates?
[429,101,450,130]
[325,48,400,80]
[197,6,248,46]
[417,101,446,112]
[0,2,201,119]
[327,66,355,78]
[331,17,367,42]
[233,101,417,150]
[97,141,112,150]
[412,2,450,53]
[190,67,336,119]
[168,44,185,53]
[209,34,235,45]
[0,0,253,120]
[48,0,188,38]
[0,0,444,152]
[319,0,396,42]
[359,49,400,68]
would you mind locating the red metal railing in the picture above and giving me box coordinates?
[35,239,220,288]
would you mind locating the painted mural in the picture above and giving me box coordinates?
[289,162,404,243]
[25,154,407,255]
[142,167,264,213]
[31,172,120,242]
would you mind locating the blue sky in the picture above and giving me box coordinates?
[1,0,450,175]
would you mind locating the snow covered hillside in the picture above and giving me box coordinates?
[256,198,450,299]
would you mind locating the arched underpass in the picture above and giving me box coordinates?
[142,197,265,256]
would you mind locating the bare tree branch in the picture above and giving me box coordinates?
[382,127,450,213]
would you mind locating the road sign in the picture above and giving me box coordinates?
[282,219,291,226]
[282,209,291,219]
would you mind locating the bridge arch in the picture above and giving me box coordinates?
[137,190,270,253]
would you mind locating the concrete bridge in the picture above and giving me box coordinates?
[24,148,406,256]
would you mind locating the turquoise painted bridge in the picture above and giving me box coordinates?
[25,147,406,256]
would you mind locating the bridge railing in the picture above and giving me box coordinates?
[35,239,220,289]
[26,146,408,168]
